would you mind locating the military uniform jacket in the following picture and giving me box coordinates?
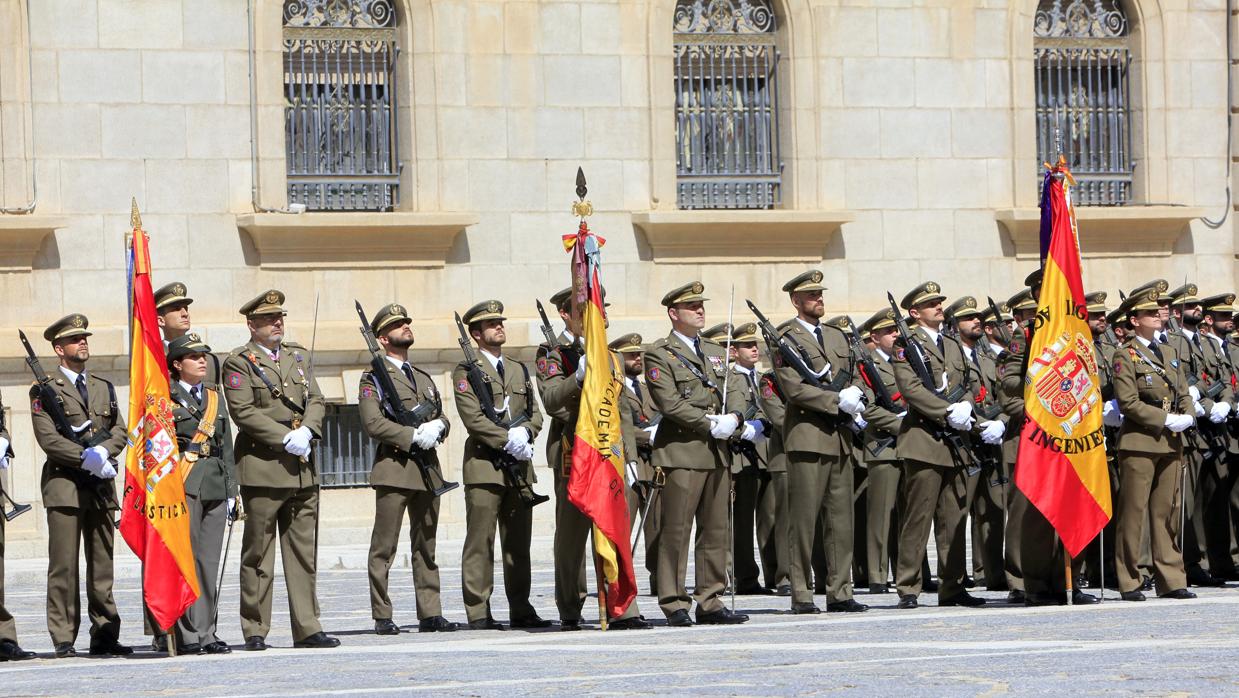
[643,333,746,471]
[731,366,773,472]
[29,371,127,508]
[621,377,660,478]
[774,320,866,457]
[221,341,326,489]
[1168,329,1223,450]
[536,335,581,473]
[170,382,236,501]
[1113,338,1194,455]
[891,326,976,466]
[359,359,450,492]
[862,348,904,464]
[452,353,543,486]
[968,344,1009,427]
[755,371,789,473]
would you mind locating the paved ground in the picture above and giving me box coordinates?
[3,533,1239,696]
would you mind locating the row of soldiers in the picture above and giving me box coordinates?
[0,269,1225,659]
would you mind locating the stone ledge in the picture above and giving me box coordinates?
[236,212,479,268]
[631,210,855,263]
[0,215,69,271]
[995,206,1204,259]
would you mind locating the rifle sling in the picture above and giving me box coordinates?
[242,352,307,416]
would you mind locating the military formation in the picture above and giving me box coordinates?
[1,269,1237,659]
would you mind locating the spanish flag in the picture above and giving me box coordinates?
[564,219,638,621]
[1014,164,1112,557]
[120,204,200,631]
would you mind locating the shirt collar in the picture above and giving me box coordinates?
[480,349,503,370]
[624,376,635,390]
[672,330,699,350]
[988,342,1006,356]
[59,365,83,385]
[920,325,941,344]
[734,364,754,376]
[795,317,820,334]
[384,355,409,371]
[178,379,202,395]
[1182,327,1197,341]
[1136,335,1153,348]
[876,348,891,362]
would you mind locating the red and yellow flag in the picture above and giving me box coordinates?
[120,207,200,630]
[564,219,638,620]
[1014,164,1112,557]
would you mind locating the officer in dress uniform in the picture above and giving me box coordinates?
[643,282,749,626]
[774,272,871,614]
[29,314,130,657]
[0,394,36,661]
[1198,293,1239,580]
[221,290,338,651]
[155,282,221,385]
[357,303,459,636]
[611,333,664,595]
[890,283,986,610]
[160,334,236,654]
[857,308,905,594]
[1112,287,1198,601]
[452,300,549,631]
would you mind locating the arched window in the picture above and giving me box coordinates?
[673,0,782,210]
[1034,0,1133,206]
[283,0,400,211]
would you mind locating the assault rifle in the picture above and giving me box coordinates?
[843,317,896,455]
[355,302,458,496]
[454,313,549,508]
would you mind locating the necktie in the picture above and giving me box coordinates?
[813,326,824,350]
[496,358,506,380]
[1150,340,1164,363]
[632,380,644,404]
[401,362,416,385]
[693,337,707,365]
[192,385,203,405]
[75,375,89,406]
[936,334,945,355]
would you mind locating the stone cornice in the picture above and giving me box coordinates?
[631,210,855,263]
[0,215,68,271]
[236,212,479,268]
[995,206,1204,259]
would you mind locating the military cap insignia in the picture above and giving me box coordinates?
[226,372,243,388]
[173,283,186,296]
[691,282,703,294]
[965,297,977,309]
[71,315,84,328]
[265,290,280,304]
[810,271,823,283]
[487,300,500,313]
[393,304,405,316]
[1149,290,1160,301]
[189,333,201,342]
[926,282,939,293]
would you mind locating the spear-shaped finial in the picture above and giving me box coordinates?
[572,167,593,218]
[130,197,142,230]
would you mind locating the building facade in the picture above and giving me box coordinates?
[0,0,1232,552]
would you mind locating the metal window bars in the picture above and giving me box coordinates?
[283,0,400,211]
[673,0,782,210]
[318,404,376,487]
[1033,0,1133,206]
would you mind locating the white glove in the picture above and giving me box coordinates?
[282,426,313,457]
[412,420,446,450]
[1189,385,1201,402]
[624,461,639,487]
[574,356,587,384]
[1103,399,1123,428]
[979,420,1006,445]
[0,456,8,471]
[1164,414,1194,433]
[0,436,8,470]
[946,401,974,431]
[97,461,117,479]
[740,419,766,443]
[81,445,109,474]
[852,413,868,430]
[708,413,739,439]
[838,386,865,416]
[1209,401,1231,424]
[507,426,530,446]
[1193,400,1206,418]
[518,442,535,461]
[642,424,658,442]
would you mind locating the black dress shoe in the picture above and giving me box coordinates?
[923,579,940,592]
[151,635,167,653]
[791,602,820,614]
[826,599,869,613]
[735,584,774,595]
[0,640,36,661]
[293,631,340,648]
[1120,590,1146,602]
[244,636,269,651]
[1071,590,1099,605]
[608,616,652,630]
[1006,590,1025,604]
[203,641,232,654]
[54,642,76,658]
[940,591,986,607]
[897,594,918,609]
[987,580,1010,592]
[418,616,459,632]
[374,619,401,636]
[774,584,792,597]
[88,639,133,656]
[1187,569,1226,587]
[697,608,749,625]
[1074,575,1089,590]
[560,619,583,631]
[177,642,204,655]
[1024,592,1064,607]
[666,609,693,627]
[1140,576,1154,591]
[1160,588,1197,600]
[868,583,889,594]
[510,614,553,629]
[468,617,506,631]
[962,575,977,589]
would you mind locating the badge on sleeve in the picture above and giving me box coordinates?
[760,378,775,399]
[547,362,560,377]
[648,367,661,382]
[536,357,548,374]
[31,398,41,413]
[226,372,243,389]
[1113,361,1122,375]
[361,385,374,399]
[456,379,469,393]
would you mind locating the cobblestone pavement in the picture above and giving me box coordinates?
[3,534,1239,696]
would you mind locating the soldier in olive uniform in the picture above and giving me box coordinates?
[612,333,664,594]
[160,334,237,654]
[1112,287,1198,600]
[29,314,130,657]
[773,271,870,614]
[358,304,458,636]
[1198,293,1239,580]
[452,301,549,630]
[890,283,986,609]
[643,282,749,626]
[945,297,1009,591]
[155,282,223,385]
[858,308,905,593]
[1165,283,1231,587]
[0,395,36,661]
[221,290,338,651]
